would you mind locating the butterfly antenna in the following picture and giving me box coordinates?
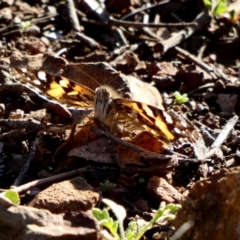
[75,65,121,88]
[74,65,100,87]
[107,71,121,85]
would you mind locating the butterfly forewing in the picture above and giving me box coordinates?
[11,68,95,109]
[46,77,95,108]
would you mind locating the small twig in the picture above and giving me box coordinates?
[202,115,239,160]
[75,32,100,49]
[0,118,67,133]
[175,46,218,79]
[214,68,231,82]
[154,10,210,53]
[81,17,196,29]
[30,14,59,25]
[12,132,41,187]
[66,0,100,48]
[176,46,231,82]
[52,123,77,163]
[121,0,170,20]
[80,0,127,46]
[109,17,197,28]
[66,0,81,32]
[197,43,207,60]
[11,167,89,193]
[120,27,159,42]
[124,159,178,175]
[211,115,239,149]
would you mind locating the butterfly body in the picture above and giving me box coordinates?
[94,86,119,129]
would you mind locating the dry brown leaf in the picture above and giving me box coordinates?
[10,52,163,109]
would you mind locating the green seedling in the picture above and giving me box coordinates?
[21,21,31,30]
[93,198,181,240]
[93,199,125,240]
[138,178,145,184]
[100,180,116,192]
[173,91,189,105]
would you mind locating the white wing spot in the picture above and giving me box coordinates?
[181,121,188,128]
[174,127,182,134]
[163,112,173,124]
[143,104,154,117]
[37,71,47,81]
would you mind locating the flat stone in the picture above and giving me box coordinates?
[146,176,181,203]
[28,177,100,213]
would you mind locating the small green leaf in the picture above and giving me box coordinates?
[133,203,181,240]
[229,10,236,20]
[138,178,145,184]
[21,21,31,30]
[101,208,110,220]
[100,180,116,192]
[173,92,189,104]
[164,203,181,214]
[101,217,113,228]
[3,190,20,204]
[92,208,110,221]
[213,0,228,15]
[126,221,138,239]
[93,207,120,239]
[102,199,126,240]
[101,218,120,239]
[92,208,102,220]
[111,221,119,233]
[203,0,213,10]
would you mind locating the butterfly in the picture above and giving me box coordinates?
[9,66,200,151]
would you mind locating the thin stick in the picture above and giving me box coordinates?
[67,0,81,32]
[175,46,218,79]
[110,17,197,28]
[121,0,170,20]
[11,167,89,193]
[154,10,210,53]
[66,0,100,48]
[12,132,41,186]
[211,115,239,149]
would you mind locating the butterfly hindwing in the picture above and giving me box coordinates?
[115,98,198,147]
